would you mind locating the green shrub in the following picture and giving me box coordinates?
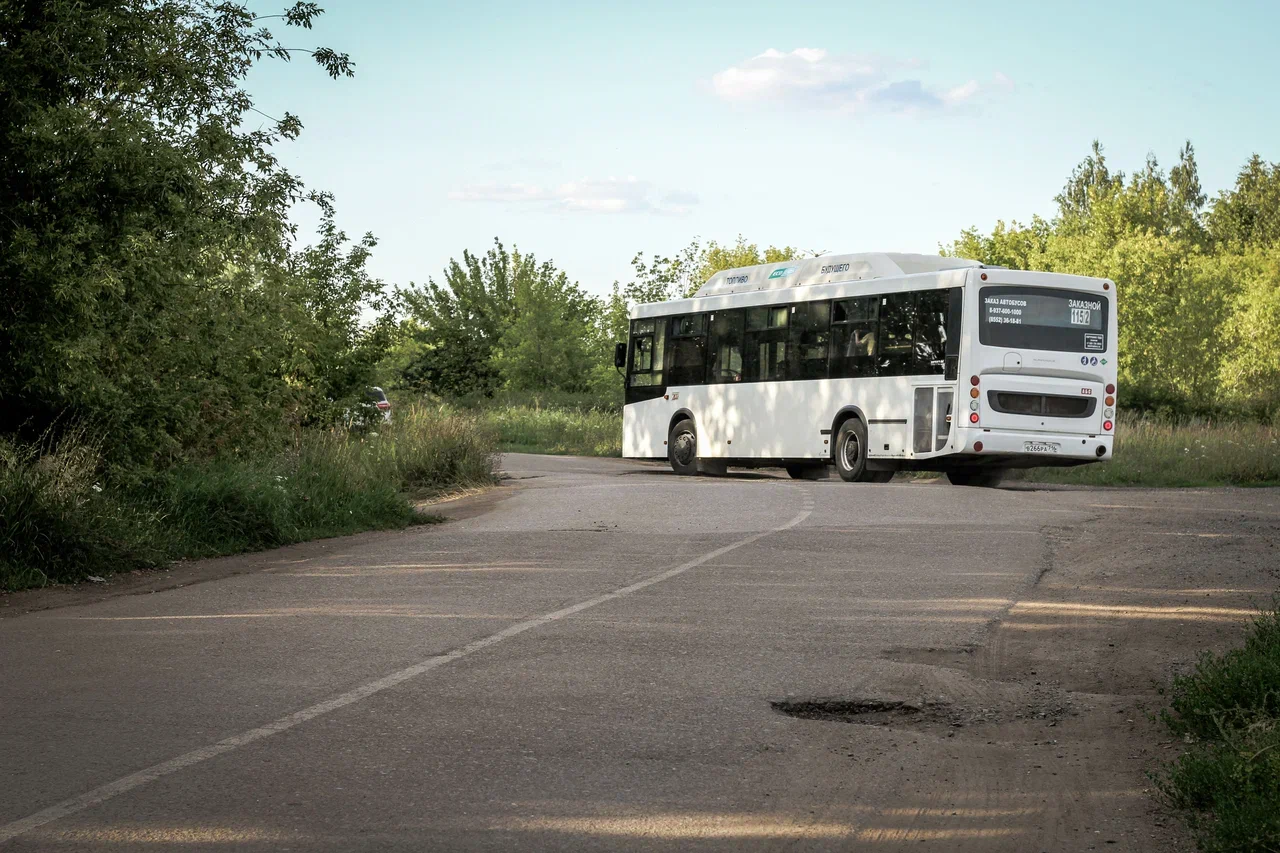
[0,434,164,588]
[381,405,498,492]
[1164,608,1280,741]
[1158,606,1280,852]
[1161,721,1280,853]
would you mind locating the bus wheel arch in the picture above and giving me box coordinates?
[668,409,695,438]
[667,411,698,476]
[832,412,869,482]
[830,406,868,444]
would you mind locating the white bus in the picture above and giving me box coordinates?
[614,253,1118,486]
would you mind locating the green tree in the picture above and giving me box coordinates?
[1207,155,1280,249]
[624,236,806,303]
[1216,247,1280,412]
[0,0,370,463]
[398,240,604,396]
[946,141,1241,411]
[398,239,518,396]
[494,256,600,392]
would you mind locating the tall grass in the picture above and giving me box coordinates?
[425,389,624,457]
[1020,414,1280,486]
[476,405,622,457]
[0,406,497,592]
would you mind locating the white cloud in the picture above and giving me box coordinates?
[709,47,997,114]
[449,177,696,215]
[447,183,549,203]
[992,71,1015,91]
[943,80,980,104]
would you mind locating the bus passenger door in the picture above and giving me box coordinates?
[912,386,955,456]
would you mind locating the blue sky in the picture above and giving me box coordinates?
[249,0,1280,297]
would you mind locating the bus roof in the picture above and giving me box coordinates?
[694,252,982,298]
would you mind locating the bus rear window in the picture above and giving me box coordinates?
[979,286,1108,353]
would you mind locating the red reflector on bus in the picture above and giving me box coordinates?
[970,375,980,386]
[974,441,984,452]
[1106,383,1115,395]
[969,412,979,424]
[980,273,988,281]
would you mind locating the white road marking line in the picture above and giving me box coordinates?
[1090,503,1280,517]
[0,492,815,845]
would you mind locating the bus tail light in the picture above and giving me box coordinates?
[1105,395,1114,406]
[969,412,979,424]
[1106,383,1115,395]
[970,375,980,386]
[969,387,979,399]
[1103,420,1113,431]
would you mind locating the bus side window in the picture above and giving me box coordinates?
[913,290,948,374]
[707,310,745,383]
[743,304,788,382]
[789,301,830,381]
[878,292,916,376]
[830,297,878,378]
[628,319,665,388]
[666,314,708,386]
[944,287,963,380]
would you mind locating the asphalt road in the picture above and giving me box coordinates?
[2,454,1277,851]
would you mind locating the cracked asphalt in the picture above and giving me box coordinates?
[2,453,1277,851]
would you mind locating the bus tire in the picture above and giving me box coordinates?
[785,463,827,480]
[946,468,1005,487]
[668,419,698,476]
[834,419,869,482]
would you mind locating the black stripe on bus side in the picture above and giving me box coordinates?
[819,429,831,435]
[867,419,908,425]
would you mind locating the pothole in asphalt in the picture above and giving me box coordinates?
[770,698,926,724]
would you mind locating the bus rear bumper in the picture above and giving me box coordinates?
[954,427,1112,465]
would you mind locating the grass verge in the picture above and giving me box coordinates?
[429,390,623,457]
[0,405,497,592]
[1020,415,1279,487]
[476,405,622,457]
[411,392,1278,485]
[1156,605,1280,852]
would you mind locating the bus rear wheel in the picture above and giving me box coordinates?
[668,419,698,476]
[946,468,1005,487]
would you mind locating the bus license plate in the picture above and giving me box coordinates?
[1024,441,1060,454]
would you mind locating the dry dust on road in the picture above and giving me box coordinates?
[2,453,1277,851]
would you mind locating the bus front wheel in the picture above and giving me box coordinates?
[668,420,698,476]
[833,419,869,482]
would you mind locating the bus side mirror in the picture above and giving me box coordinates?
[613,342,628,369]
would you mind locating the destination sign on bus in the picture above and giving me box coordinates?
[982,293,1103,331]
